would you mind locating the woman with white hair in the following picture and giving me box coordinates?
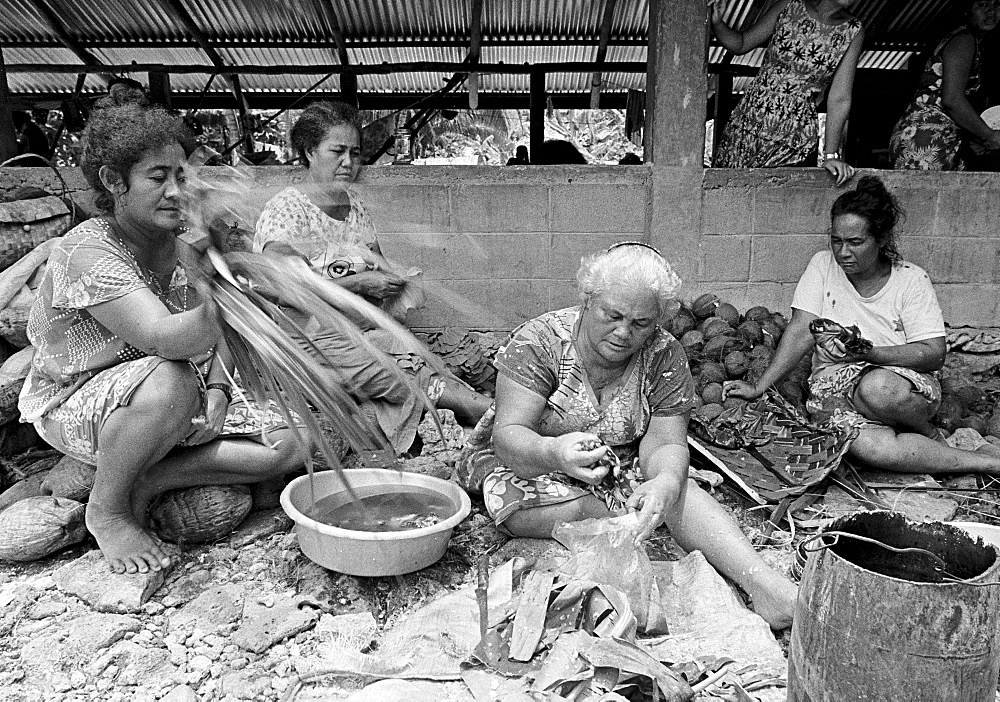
[460,243,797,629]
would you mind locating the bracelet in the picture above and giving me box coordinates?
[205,382,233,403]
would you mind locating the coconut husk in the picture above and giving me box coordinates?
[935,397,965,433]
[0,306,31,349]
[698,362,727,386]
[668,313,695,339]
[699,317,732,340]
[691,293,720,319]
[702,335,738,362]
[701,382,724,405]
[0,471,49,513]
[724,350,748,379]
[40,456,96,503]
[714,303,740,328]
[736,320,764,347]
[744,306,771,324]
[0,495,87,561]
[149,484,253,544]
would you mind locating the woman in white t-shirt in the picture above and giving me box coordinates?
[725,176,1000,475]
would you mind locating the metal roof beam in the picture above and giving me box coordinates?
[5,61,650,75]
[590,0,619,108]
[468,0,484,109]
[310,0,356,106]
[1,37,651,49]
[26,0,110,86]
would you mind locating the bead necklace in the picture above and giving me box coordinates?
[103,217,188,313]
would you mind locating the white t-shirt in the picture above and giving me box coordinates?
[791,250,945,374]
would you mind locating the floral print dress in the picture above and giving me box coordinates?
[461,307,696,528]
[714,0,862,168]
[889,27,981,171]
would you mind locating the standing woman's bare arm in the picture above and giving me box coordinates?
[710,0,789,55]
[822,27,865,184]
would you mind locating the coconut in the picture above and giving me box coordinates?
[714,303,740,328]
[745,357,771,385]
[662,298,683,323]
[744,306,772,323]
[149,484,253,544]
[759,320,782,347]
[723,397,746,411]
[935,397,965,433]
[40,456,96,503]
[700,317,733,340]
[770,312,788,331]
[680,330,705,355]
[0,496,87,562]
[669,312,696,339]
[736,320,764,347]
[701,382,724,405]
[749,344,774,361]
[989,410,1000,439]
[703,336,739,362]
[700,403,724,420]
[724,350,749,379]
[691,293,720,319]
[0,472,49,514]
[698,362,728,386]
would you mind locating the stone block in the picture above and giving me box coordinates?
[449,184,549,232]
[53,549,172,614]
[749,235,826,283]
[934,188,1000,238]
[407,279,554,330]
[699,236,751,282]
[387,232,550,281]
[549,233,627,279]
[892,188,939,237]
[166,584,246,636]
[549,184,648,233]
[359,185,450,233]
[902,238,1000,284]
[702,185,753,235]
[233,594,320,653]
[752,186,832,234]
[936,284,1000,327]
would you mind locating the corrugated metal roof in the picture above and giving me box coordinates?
[0,0,966,101]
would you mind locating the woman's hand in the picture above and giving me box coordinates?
[708,0,725,23]
[551,432,611,485]
[722,379,764,401]
[343,270,406,300]
[625,474,682,544]
[823,157,855,186]
[185,387,229,446]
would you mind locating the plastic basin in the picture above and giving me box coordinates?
[280,468,471,577]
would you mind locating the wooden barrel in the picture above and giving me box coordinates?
[789,511,1000,702]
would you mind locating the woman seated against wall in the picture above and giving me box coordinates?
[254,101,491,454]
[18,88,307,574]
[725,176,1000,475]
[890,0,1000,170]
[710,0,864,185]
[460,243,797,630]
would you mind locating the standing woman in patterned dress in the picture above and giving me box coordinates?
[889,0,1000,170]
[710,0,864,185]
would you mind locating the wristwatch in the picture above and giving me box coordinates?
[824,151,841,161]
[205,382,233,403]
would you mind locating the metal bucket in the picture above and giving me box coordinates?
[788,511,1000,702]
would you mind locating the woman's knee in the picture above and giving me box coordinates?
[130,361,201,421]
[854,370,919,415]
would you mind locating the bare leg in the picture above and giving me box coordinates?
[666,481,796,629]
[131,428,307,519]
[502,495,612,539]
[436,377,493,425]
[87,361,202,575]
[852,369,940,439]
[850,425,1000,474]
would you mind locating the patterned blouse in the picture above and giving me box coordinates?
[495,306,697,466]
[19,218,195,422]
[253,186,378,279]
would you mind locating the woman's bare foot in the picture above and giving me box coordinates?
[85,502,172,574]
[746,570,798,630]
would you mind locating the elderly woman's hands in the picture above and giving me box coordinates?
[551,432,612,485]
[342,270,406,300]
[722,379,764,401]
[625,473,682,544]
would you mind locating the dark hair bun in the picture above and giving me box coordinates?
[854,175,891,201]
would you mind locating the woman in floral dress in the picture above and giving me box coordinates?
[889,0,1000,170]
[711,0,863,185]
[460,244,797,629]
[19,88,304,575]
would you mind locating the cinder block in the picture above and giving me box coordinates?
[902,238,1000,284]
[935,284,1000,327]
[750,235,827,283]
[699,236,751,282]
[702,186,753,235]
[409,279,553,329]
[752,186,832,234]
[549,184,648,233]
[359,185,450,233]
[549,233,627,279]
[934,189,1000,238]
[450,185,549,233]
[892,188,939,238]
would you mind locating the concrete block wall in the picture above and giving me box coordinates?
[700,168,1000,327]
[2,164,998,330]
